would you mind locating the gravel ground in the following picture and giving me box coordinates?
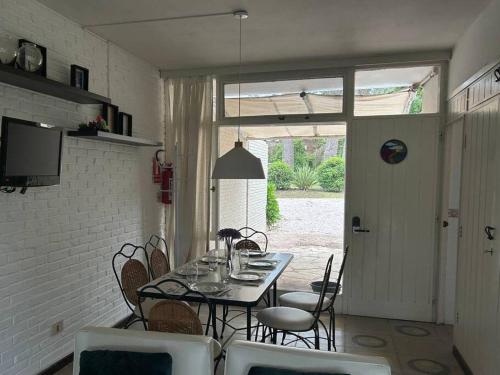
[268,198,345,291]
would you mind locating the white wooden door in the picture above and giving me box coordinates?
[343,115,440,321]
[455,98,500,374]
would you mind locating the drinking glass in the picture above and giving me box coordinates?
[207,250,218,271]
[239,249,250,270]
[185,262,198,288]
[220,259,232,284]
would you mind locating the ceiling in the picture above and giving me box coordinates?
[38,0,491,70]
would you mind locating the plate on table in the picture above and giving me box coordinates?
[231,271,264,282]
[191,282,226,295]
[199,255,226,264]
[175,266,209,277]
[248,260,276,269]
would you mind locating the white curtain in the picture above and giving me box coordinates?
[164,76,213,266]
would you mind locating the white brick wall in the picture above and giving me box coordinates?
[218,129,268,233]
[0,1,163,374]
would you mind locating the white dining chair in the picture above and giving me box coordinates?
[225,340,391,375]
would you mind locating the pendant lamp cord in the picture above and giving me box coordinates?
[237,14,242,142]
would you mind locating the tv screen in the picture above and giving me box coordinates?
[0,117,63,187]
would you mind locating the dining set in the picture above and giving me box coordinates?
[111,228,348,362]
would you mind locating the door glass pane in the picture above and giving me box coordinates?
[224,77,343,117]
[354,66,440,116]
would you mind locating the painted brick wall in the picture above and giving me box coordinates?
[218,127,268,233]
[0,1,163,374]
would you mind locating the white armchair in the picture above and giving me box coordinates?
[73,326,215,375]
[225,340,391,375]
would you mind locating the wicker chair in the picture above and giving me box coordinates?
[112,243,153,328]
[145,234,171,279]
[234,227,268,253]
[138,279,222,360]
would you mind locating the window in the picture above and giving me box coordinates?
[354,66,440,116]
[223,76,343,118]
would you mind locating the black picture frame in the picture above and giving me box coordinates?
[17,39,47,77]
[102,103,119,134]
[380,139,408,164]
[118,112,133,137]
[70,65,89,90]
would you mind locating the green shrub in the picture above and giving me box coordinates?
[269,143,283,163]
[317,157,345,192]
[266,183,280,226]
[293,166,317,191]
[268,161,293,190]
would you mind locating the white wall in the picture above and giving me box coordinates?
[0,1,163,374]
[449,0,500,95]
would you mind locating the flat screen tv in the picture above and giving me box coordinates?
[0,116,63,187]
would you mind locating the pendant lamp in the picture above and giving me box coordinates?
[212,10,265,180]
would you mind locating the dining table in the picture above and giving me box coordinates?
[137,252,294,341]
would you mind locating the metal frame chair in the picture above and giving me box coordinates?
[137,279,223,368]
[145,234,171,279]
[255,254,334,350]
[279,246,349,351]
[111,243,151,328]
[235,226,268,252]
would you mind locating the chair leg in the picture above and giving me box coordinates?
[272,328,277,344]
[314,326,320,350]
[220,305,228,339]
[331,307,336,352]
[261,325,267,343]
[281,331,287,345]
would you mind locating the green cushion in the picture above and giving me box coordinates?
[80,350,172,375]
[248,367,349,375]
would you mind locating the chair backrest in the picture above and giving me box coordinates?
[145,234,171,278]
[74,327,215,375]
[312,254,334,319]
[138,278,211,332]
[236,227,268,252]
[325,246,349,310]
[225,340,391,375]
[149,300,203,335]
[112,243,150,312]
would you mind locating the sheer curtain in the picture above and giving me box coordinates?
[164,76,213,266]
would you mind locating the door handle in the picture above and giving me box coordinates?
[352,216,370,233]
[484,249,494,255]
[485,226,495,240]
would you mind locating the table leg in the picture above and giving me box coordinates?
[273,281,277,306]
[211,303,218,340]
[247,306,252,340]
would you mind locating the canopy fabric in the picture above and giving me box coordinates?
[225,90,413,118]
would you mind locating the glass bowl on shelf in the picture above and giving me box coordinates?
[0,32,18,65]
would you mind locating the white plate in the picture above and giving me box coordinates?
[248,260,276,269]
[199,256,226,264]
[175,266,209,277]
[191,282,226,294]
[231,271,264,282]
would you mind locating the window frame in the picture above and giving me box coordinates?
[216,68,348,126]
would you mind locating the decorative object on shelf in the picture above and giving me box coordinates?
[119,112,133,136]
[70,64,89,90]
[0,32,18,65]
[212,10,265,180]
[380,139,408,164]
[78,115,109,132]
[217,228,241,262]
[16,39,46,76]
[495,67,500,83]
[102,103,119,134]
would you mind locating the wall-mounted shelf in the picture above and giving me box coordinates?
[0,63,110,104]
[67,129,162,147]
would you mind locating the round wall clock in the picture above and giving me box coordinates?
[380,139,407,164]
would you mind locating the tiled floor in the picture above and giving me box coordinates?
[55,312,462,375]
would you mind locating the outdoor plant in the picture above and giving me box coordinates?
[293,166,317,191]
[317,156,345,192]
[268,160,293,190]
[266,183,281,227]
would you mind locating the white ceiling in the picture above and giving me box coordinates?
[38,0,491,70]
